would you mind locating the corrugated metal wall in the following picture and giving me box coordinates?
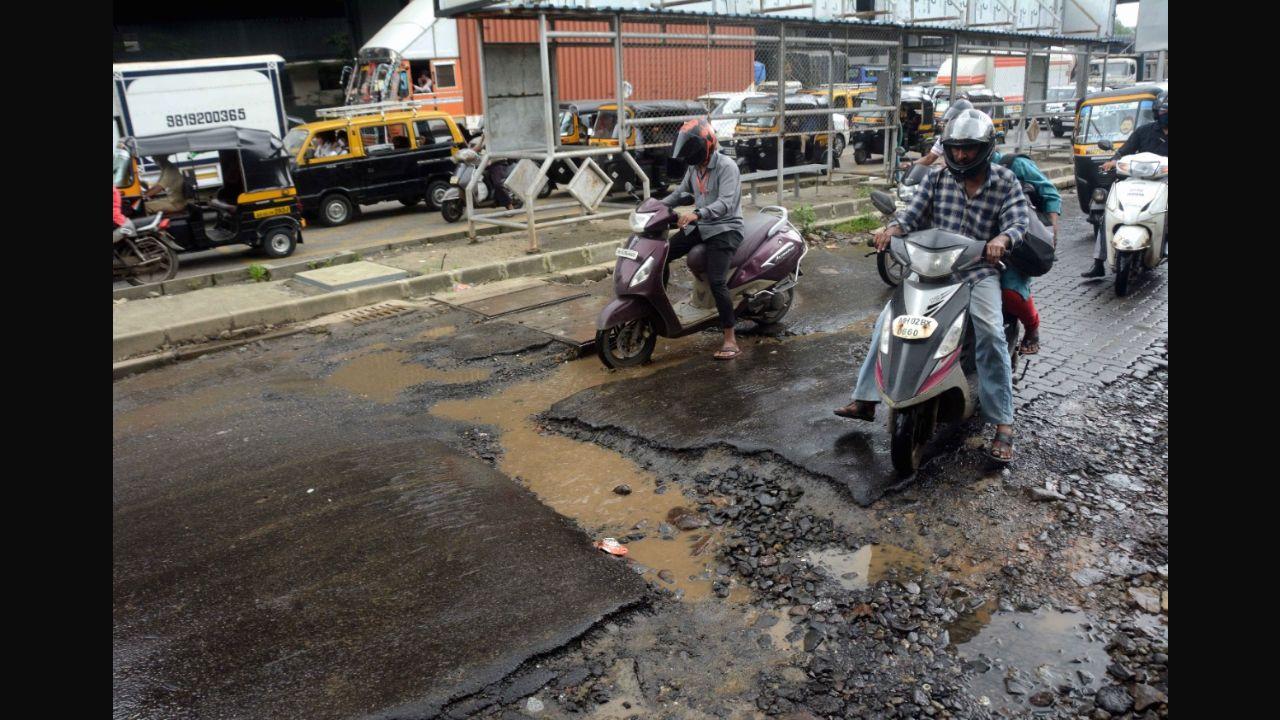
[458,18,755,116]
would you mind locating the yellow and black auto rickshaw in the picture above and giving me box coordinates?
[847,86,936,164]
[120,127,305,258]
[589,100,705,194]
[550,100,609,188]
[734,93,837,171]
[1071,84,1166,213]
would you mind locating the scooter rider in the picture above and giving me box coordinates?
[1083,96,1167,277]
[661,117,746,360]
[835,109,1030,463]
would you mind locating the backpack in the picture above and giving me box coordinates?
[997,153,1046,211]
[1007,210,1056,277]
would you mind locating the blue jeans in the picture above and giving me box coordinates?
[851,274,1014,425]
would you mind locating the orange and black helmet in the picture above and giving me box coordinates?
[672,117,716,166]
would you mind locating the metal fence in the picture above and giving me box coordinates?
[460,7,1108,250]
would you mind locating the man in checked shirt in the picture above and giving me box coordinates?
[834,109,1029,464]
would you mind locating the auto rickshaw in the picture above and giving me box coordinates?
[588,100,705,194]
[733,93,837,172]
[847,86,935,164]
[120,127,305,258]
[549,101,609,188]
[1071,84,1166,213]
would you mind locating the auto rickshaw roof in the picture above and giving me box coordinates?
[128,126,284,158]
[1081,83,1167,105]
[600,100,707,114]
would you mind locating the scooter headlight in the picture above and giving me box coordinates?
[630,211,656,233]
[630,256,656,287]
[905,245,964,279]
[1127,159,1160,178]
[1092,187,1108,203]
[1112,225,1150,251]
[934,311,967,359]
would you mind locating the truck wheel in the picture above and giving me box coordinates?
[320,194,353,226]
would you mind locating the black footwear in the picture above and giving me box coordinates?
[1080,260,1105,278]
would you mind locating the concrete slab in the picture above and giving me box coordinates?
[458,283,590,319]
[293,261,410,292]
[501,282,615,349]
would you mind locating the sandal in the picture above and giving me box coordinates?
[833,400,877,421]
[1018,334,1040,355]
[714,347,742,361]
[987,430,1015,464]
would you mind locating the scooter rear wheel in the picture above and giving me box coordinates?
[596,317,657,368]
[752,288,794,326]
[889,403,936,478]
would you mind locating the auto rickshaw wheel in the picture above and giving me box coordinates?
[854,146,871,165]
[427,180,452,210]
[320,193,354,226]
[260,227,298,259]
[833,135,846,158]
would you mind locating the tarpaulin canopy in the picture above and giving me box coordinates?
[127,127,284,159]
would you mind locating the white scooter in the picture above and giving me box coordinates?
[1097,146,1168,297]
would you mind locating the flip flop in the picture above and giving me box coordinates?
[713,348,742,361]
[1018,336,1040,355]
[987,430,1015,464]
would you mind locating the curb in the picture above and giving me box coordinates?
[113,238,627,363]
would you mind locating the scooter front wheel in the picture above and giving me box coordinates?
[877,250,909,287]
[889,402,937,478]
[441,199,464,223]
[596,317,657,368]
[1115,251,1136,297]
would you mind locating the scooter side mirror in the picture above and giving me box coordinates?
[869,191,897,216]
[905,163,929,186]
[1097,139,1114,151]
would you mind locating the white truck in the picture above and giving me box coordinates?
[113,55,289,189]
[936,53,1075,107]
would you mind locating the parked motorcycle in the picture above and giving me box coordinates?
[595,194,807,367]
[113,213,180,286]
[439,149,522,223]
[1096,144,1168,297]
[872,229,1021,476]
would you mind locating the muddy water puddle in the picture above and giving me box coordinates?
[326,350,491,402]
[432,352,746,602]
[950,603,1109,714]
[804,543,932,591]
[416,324,457,341]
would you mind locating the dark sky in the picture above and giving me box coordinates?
[113,2,349,23]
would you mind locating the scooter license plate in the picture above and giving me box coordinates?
[615,248,639,260]
[892,315,938,339]
[450,176,459,184]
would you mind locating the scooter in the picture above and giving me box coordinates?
[872,230,1023,476]
[595,194,807,367]
[113,213,180,286]
[1096,146,1168,297]
[439,149,522,223]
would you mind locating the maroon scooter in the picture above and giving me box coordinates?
[595,194,808,367]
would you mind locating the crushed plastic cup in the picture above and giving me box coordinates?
[594,537,628,556]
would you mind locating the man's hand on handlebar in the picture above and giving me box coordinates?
[677,211,698,229]
[1101,160,1116,172]
[874,224,902,252]
[986,235,1011,265]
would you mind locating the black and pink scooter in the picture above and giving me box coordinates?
[595,194,808,367]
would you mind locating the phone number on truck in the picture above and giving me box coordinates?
[165,109,248,128]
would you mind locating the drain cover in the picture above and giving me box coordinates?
[339,303,416,325]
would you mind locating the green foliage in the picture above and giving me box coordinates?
[248,264,270,283]
[792,204,817,235]
[834,215,881,234]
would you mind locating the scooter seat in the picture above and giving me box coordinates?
[686,213,780,275]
